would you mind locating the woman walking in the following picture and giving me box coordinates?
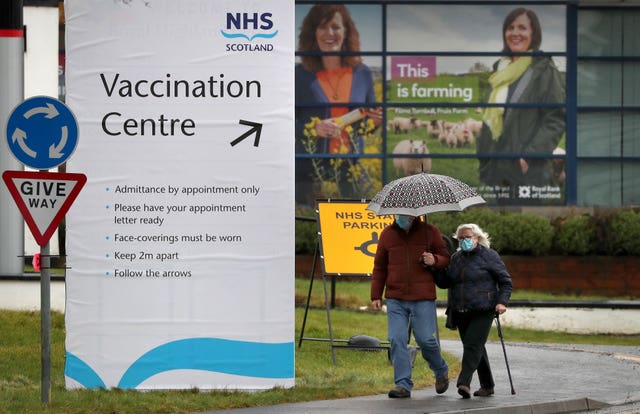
[445,223,513,398]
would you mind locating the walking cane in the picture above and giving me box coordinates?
[495,314,516,395]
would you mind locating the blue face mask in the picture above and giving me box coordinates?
[460,237,475,252]
[395,215,412,230]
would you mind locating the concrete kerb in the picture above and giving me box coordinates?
[198,395,614,414]
[433,398,610,414]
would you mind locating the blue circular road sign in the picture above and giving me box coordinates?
[5,96,79,170]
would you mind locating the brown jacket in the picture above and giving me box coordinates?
[371,218,450,302]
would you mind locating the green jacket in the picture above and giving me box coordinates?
[477,56,566,186]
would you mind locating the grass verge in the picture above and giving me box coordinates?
[1,280,637,413]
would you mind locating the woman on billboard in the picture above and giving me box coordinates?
[295,4,382,206]
[476,8,565,193]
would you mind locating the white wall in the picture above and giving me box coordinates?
[0,280,66,312]
[435,307,640,335]
[1,282,637,335]
[23,5,61,257]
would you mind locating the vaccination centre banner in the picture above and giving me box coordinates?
[64,0,294,389]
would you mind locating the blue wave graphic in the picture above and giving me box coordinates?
[65,352,107,389]
[118,337,294,389]
[220,30,279,41]
[65,338,293,389]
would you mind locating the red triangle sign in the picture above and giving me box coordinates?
[2,170,87,246]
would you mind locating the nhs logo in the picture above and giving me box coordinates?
[221,12,278,51]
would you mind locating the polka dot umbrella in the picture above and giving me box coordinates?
[366,173,485,216]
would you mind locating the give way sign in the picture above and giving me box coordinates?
[2,170,87,246]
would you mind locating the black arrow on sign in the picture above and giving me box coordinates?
[230,120,262,147]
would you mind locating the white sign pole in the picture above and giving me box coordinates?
[0,0,24,276]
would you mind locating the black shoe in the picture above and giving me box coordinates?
[457,385,471,399]
[435,374,449,394]
[473,387,494,397]
[388,386,411,398]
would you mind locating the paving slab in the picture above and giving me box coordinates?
[198,340,640,414]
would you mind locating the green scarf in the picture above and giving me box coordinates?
[483,56,532,140]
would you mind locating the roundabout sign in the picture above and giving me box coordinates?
[3,95,85,246]
[6,96,79,170]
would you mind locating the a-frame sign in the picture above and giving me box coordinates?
[2,170,87,246]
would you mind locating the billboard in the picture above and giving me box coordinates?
[295,3,567,206]
[64,0,294,389]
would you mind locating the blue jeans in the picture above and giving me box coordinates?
[386,299,448,391]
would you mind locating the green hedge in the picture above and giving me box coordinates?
[428,209,554,255]
[295,207,640,256]
[609,210,640,255]
[552,215,597,255]
[295,217,317,255]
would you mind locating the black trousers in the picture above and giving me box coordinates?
[454,309,496,389]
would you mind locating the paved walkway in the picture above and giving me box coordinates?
[200,340,640,414]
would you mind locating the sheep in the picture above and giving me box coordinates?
[450,123,474,147]
[426,119,444,137]
[445,128,458,148]
[443,121,458,130]
[387,117,419,134]
[413,119,431,129]
[463,118,483,134]
[438,126,449,146]
[392,139,432,175]
[463,129,475,146]
[430,120,456,145]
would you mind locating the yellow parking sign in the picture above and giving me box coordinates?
[316,201,395,275]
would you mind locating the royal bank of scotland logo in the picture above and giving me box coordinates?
[518,186,532,198]
[221,12,278,51]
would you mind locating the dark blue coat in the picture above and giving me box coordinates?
[445,245,512,312]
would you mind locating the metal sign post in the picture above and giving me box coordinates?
[3,95,82,405]
[2,170,85,405]
[40,241,51,404]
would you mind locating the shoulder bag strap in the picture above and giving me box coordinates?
[504,66,534,121]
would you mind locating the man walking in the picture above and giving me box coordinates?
[371,214,450,398]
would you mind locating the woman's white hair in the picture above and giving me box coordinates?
[453,223,491,249]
